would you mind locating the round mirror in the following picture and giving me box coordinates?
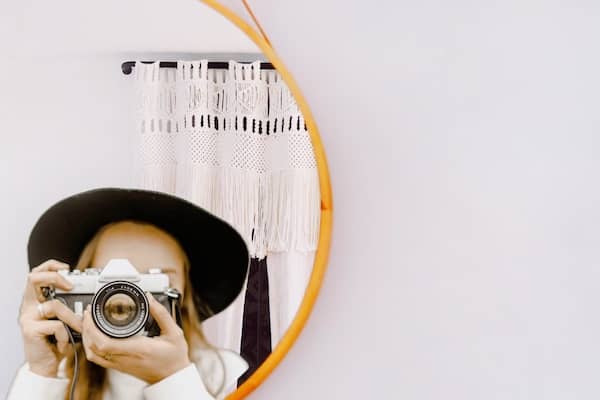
[1,1,332,399]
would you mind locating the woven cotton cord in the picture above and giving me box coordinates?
[132,62,179,193]
[132,60,320,258]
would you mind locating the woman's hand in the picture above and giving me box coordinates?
[18,260,82,377]
[82,292,191,384]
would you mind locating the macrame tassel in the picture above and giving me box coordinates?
[174,164,320,259]
[135,163,178,194]
[263,169,321,253]
[175,164,260,256]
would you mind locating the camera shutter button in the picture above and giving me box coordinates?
[148,268,162,274]
[85,268,100,275]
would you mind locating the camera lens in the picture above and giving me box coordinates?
[91,281,149,338]
[103,293,137,326]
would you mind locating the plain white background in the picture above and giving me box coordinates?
[3,1,600,399]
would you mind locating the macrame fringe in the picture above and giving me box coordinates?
[174,165,320,259]
[262,169,321,253]
[134,163,178,194]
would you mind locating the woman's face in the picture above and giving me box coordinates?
[90,221,187,294]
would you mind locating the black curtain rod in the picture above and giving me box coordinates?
[121,60,275,75]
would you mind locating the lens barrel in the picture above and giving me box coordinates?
[91,281,149,338]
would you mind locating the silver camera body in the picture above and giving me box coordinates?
[48,259,181,340]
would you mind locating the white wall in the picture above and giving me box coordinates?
[3,1,600,399]
[234,1,600,399]
[0,53,134,393]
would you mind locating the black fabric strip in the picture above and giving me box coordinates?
[238,257,272,387]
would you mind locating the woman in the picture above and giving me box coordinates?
[7,188,251,400]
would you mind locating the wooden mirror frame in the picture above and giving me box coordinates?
[199,1,333,398]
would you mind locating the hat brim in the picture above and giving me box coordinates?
[27,187,250,318]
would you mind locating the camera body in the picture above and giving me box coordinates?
[46,259,182,341]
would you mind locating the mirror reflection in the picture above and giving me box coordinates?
[3,2,320,400]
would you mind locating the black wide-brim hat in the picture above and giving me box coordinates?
[27,187,250,320]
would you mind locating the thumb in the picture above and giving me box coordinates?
[146,293,178,337]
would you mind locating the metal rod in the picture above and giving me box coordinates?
[121,60,275,75]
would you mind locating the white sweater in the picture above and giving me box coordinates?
[6,347,249,400]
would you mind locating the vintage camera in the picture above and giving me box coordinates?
[44,259,182,341]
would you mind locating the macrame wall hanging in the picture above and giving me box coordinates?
[130,60,320,385]
[131,60,320,259]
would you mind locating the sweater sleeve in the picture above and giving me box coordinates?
[6,362,69,400]
[143,363,215,400]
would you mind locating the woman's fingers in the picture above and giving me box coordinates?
[80,300,190,384]
[27,271,74,303]
[31,259,70,273]
[82,308,116,367]
[24,320,68,341]
[82,333,115,369]
[82,307,138,357]
[23,261,71,304]
[23,320,70,352]
[147,293,181,338]
[82,307,107,351]
[40,321,70,355]
[36,299,83,333]
[28,271,74,291]
[82,338,116,369]
[81,307,152,368]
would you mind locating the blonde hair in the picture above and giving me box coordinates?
[64,221,221,399]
